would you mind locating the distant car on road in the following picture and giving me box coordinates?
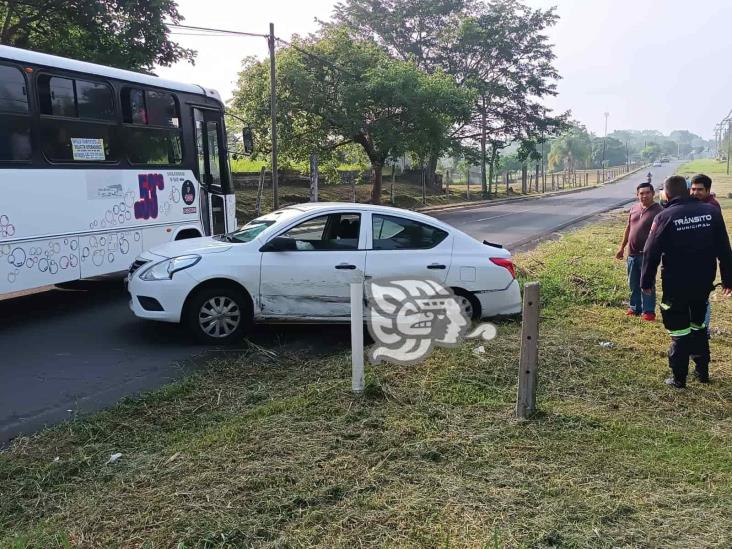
[653,161,663,167]
[660,158,670,163]
[127,203,522,343]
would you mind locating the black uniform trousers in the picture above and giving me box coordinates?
[660,293,710,383]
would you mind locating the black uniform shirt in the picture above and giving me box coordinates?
[640,197,732,298]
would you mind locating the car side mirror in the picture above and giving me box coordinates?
[260,236,297,252]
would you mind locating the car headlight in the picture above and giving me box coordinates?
[139,255,201,281]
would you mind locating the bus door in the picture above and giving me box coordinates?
[193,107,229,236]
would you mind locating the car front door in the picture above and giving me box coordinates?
[364,213,453,284]
[259,212,365,319]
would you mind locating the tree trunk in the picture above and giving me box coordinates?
[480,95,487,196]
[488,144,498,197]
[370,162,383,204]
[1,1,17,44]
[427,153,439,191]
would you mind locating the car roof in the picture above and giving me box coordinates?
[281,202,449,225]
[0,45,220,101]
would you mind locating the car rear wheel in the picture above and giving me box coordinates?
[453,289,481,321]
[185,286,252,344]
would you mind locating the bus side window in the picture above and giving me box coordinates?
[122,87,147,124]
[37,74,117,163]
[0,64,31,162]
[122,88,182,166]
[146,90,179,128]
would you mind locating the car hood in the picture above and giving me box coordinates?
[147,237,233,259]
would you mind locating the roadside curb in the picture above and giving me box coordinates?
[416,164,649,215]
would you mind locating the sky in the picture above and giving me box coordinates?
[157,0,732,139]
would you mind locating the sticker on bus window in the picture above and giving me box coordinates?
[71,138,106,161]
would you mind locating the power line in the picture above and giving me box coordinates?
[168,22,359,80]
[168,23,268,39]
[274,36,360,79]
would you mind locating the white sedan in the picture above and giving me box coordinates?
[127,203,522,343]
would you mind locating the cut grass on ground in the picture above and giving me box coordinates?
[1,160,731,548]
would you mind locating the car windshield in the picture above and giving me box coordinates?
[226,219,276,243]
[219,208,302,243]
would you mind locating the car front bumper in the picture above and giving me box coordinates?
[127,268,199,323]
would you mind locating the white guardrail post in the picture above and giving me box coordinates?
[350,282,365,393]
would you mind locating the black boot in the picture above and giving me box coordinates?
[665,377,686,389]
[690,329,710,383]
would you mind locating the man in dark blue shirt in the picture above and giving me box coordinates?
[641,176,732,388]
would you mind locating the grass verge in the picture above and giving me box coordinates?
[1,160,731,547]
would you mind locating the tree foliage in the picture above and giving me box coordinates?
[591,136,626,167]
[0,0,195,71]
[548,123,592,172]
[229,27,473,203]
[331,0,567,192]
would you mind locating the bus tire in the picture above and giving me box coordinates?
[184,284,253,345]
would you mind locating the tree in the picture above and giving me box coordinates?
[591,136,626,167]
[230,28,473,204]
[548,123,591,172]
[331,0,566,195]
[661,140,678,157]
[641,142,662,161]
[0,0,194,71]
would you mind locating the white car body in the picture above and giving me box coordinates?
[127,203,521,334]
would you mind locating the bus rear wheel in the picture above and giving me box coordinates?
[184,286,252,344]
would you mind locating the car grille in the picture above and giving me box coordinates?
[129,258,150,276]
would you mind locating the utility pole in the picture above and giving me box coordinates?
[727,119,731,175]
[269,23,279,209]
[625,140,629,169]
[601,112,609,182]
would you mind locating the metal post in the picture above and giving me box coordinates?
[516,282,540,419]
[255,166,265,216]
[350,282,364,393]
[422,167,426,205]
[602,112,609,183]
[309,154,318,202]
[268,23,279,210]
[727,120,731,175]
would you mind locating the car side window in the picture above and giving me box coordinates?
[372,214,448,250]
[280,213,361,251]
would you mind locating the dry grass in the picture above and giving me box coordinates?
[1,162,731,548]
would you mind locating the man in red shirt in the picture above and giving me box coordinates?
[690,174,722,337]
[690,174,721,210]
[616,182,663,320]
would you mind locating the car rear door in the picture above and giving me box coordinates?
[364,213,453,283]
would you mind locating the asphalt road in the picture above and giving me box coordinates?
[430,162,679,248]
[0,162,679,445]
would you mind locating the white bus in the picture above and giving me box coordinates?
[0,45,237,296]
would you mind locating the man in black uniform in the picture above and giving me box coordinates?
[641,175,732,388]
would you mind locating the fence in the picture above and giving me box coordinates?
[444,162,645,198]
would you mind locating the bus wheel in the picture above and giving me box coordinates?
[185,286,252,344]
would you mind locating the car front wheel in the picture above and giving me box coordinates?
[185,286,252,344]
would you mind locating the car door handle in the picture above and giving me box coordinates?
[427,263,446,269]
[335,263,357,270]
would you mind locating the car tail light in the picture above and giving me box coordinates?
[490,257,516,279]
